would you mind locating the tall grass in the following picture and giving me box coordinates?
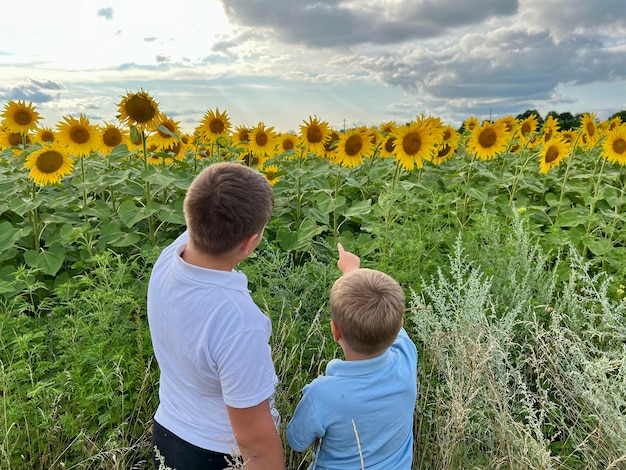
[1,218,625,469]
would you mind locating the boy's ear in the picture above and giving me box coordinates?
[330,320,341,342]
[240,232,260,255]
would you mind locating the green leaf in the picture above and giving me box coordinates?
[116,199,159,228]
[0,221,26,251]
[24,245,66,276]
[315,192,346,215]
[582,236,612,256]
[555,210,585,228]
[343,199,372,219]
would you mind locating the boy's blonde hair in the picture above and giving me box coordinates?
[183,162,274,255]
[330,268,405,355]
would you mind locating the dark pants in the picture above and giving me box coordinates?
[151,420,232,470]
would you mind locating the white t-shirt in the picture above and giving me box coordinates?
[147,231,278,454]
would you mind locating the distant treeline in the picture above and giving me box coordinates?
[456,109,626,133]
[514,109,626,130]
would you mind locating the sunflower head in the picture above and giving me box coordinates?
[56,114,98,157]
[0,128,32,150]
[261,164,281,186]
[24,144,74,185]
[300,116,331,156]
[379,121,398,134]
[2,100,41,133]
[117,89,159,130]
[539,137,571,174]
[468,121,511,160]
[151,112,181,148]
[199,108,231,143]
[580,112,601,149]
[249,122,277,158]
[391,120,441,170]
[336,127,374,168]
[464,116,480,132]
[519,114,539,141]
[98,122,128,153]
[36,126,56,145]
[602,125,626,165]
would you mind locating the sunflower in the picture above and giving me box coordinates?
[146,141,174,166]
[35,126,56,145]
[323,130,342,163]
[463,116,480,132]
[580,112,601,149]
[432,143,457,165]
[151,112,181,148]
[117,89,159,131]
[367,126,380,147]
[379,134,396,159]
[161,140,187,162]
[335,127,374,168]
[300,116,331,156]
[1,100,41,133]
[601,125,626,165]
[497,115,518,134]
[56,114,98,157]
[97,122,128,154]
[540,115,560,145]
[519,114,539,143]
[231,125,250,148]
[607,116,623,131]
[197,108,231,144]
[539,137,572,174]
[260,164,281,186]
[390,120,440,170]
[248,122,277,161]
[24,144,74,185]
[468,120,511,160]
[277,133,299,156]
[0,128,32,149]
[379,121,398,134]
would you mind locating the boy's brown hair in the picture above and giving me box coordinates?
[330,268,405,355]
[183,162,274,255]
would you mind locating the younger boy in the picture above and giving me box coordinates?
[286,244,418,469]
[148,162,285,470]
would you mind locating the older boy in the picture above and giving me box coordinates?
[286,244,418,469]
[148,162,285,470]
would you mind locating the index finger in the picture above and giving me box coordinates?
[337,242,345,255]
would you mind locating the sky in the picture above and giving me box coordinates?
[2,0,626,134]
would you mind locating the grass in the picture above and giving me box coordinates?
[1,217,625,469]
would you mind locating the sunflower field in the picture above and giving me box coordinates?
[1,92,625,469]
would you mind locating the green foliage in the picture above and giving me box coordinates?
[2,136,626,468]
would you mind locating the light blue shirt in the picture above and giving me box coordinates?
[286,328,418,469]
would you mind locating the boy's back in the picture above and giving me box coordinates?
[287,328,417,469]
[287,251,418,470]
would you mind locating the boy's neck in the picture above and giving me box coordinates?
[181,243,239,271]
[341,347,384,362]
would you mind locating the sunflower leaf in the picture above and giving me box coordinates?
[0,221,26,251]
[23,245,66,276]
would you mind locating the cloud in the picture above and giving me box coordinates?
[156,55,171,63]
[220,0,519,47]
[97,7,114,21]
[0,79,65,104]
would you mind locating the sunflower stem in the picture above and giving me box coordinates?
[509,146,535,205]
[606,166,626,247]
[30,181,41,253]
[141,130,156,245]
[79,156,89,223]
[461,152,476,225]
[556,132,583,220]
[333,166,341,244]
